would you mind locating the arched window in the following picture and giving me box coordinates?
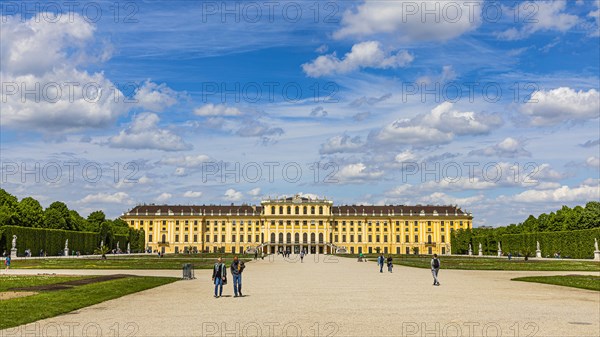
[287,206,291,214]
[303,233,308,242]
[271,206,275,214]
[319,233,324,243]
[279,206,283,214]
[303,206,307,214]
[427,235,432,244]
[319,206,323,214]
[278,233,283,243]
[311,206,315,214]
[295,233,299,243]
[295,206,299,214]
[310,233,316,243]
[286,233,291,243]
[270,233,275,243]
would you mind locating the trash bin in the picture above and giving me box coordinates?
[182,263,195,279]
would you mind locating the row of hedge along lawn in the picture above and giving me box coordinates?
[511,275,600,291]
[0,274,178,329]
[9,253,254,269]
[343,254,600,271]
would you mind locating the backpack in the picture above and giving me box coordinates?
[432,258,440,269]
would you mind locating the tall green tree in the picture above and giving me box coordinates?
[44,208,68,229]
[17,197,44,227]
[45,201,72,229]
[86,210,106,232]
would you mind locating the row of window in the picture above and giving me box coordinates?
[135,219,467,228]
[271,205,325,215]
[148,233,445,244]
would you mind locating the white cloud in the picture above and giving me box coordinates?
[497,1,579,40]
[235,120,284,138]
[302,41,413,77]
[194,104,242,116]
[336,163,384,182]
[224,189,243,201]
[586,156,600,168]
[115,175,152,189]
[419,192,484,206]
[520,87,599,126]
[334,0,481,41]
[421,179,497,191]
[507,183,599,203]
[0,13,128,132]
[155,192,172,203]
[174,168,187,176]
[81,192,132,204]
[160,154,211,168]
[395,150,417,163]
[109,113,191,151]
[589,5,600,37]
[248,188,261,196]
[469,137,531,158]
[183,191,203,198]
[134,80,179,112]
[320,134,364,154]
[369,102,502,147]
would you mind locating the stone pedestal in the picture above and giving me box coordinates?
[498,250,502,257]
[468,249,472,256]
[478,251,483,257]
[10,248,17,258]
[536,250,542,258]
[64,248,69,257]
[594,250,600,261]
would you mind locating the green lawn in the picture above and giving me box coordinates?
[346,254,600,271]
[0,275,178,329]
[512,275,600,291]
[10,255,252,269]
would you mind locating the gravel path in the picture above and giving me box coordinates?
[2,255,599,336]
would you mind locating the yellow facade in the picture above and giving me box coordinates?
[122,194,473,255]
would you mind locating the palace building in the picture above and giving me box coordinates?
[122,194,473,255]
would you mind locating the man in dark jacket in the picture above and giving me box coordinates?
[212,257,226,298]
[431,254,440,286]
[230,256,245,297]
[377,253,384,273]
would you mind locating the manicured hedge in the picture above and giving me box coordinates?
[452,228,600,259]
[0,226,144,256]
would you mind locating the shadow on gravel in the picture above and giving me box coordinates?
[9,274,135,292]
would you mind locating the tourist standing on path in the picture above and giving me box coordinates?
[431,254,440,286]
[230,256,245,297]
[212,257,227,298]
[387,256,393,273]
[300,251,305,263]
[377,253,384,273]
[254,251,258,260]
[4,255,11,271]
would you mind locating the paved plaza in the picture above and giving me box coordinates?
[2,255,599,336]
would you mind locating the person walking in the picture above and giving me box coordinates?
[4,255,11,271]
[212,257,227,298]
[431,254,440,286]
[254,251,258,260]
[377,253,384,273]
[300,250,305,263]
[387,256,393,273]
[230,256,245,297]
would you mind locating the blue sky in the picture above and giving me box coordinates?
[1,0,599,226]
